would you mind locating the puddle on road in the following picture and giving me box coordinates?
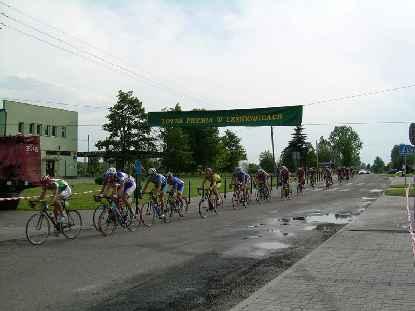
[279,211,357,225]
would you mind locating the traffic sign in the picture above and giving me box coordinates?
[410,123,415,145]
[399,144,415,156]
[134,160,142,176]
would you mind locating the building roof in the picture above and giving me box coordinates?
[2,99,77,113]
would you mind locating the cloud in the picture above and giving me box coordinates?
[1,0,414,163]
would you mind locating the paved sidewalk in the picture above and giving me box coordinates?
[230,195,415,311]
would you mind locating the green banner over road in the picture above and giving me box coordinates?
[148,105,303,127]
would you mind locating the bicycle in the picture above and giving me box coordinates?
[309,175,316,189]
[296,180,305,195]
[143,192,168,225]
[231,183,248,209]
[324,176,332,190]
[97,196,135,236]
[255,182,270,203]
[198,187,219,218]
[281,181,290,199]
[166,190,187,219]
[26,199,82,245]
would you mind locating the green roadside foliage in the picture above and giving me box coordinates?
[384,187,415,197]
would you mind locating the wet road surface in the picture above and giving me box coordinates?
[0,174,389,311]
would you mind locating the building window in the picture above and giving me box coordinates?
[18,122,24,134]
[52,126,57,137]
[44,125,50,136]
[29,123,35,134]
[61,126,66,138]
[37,124,42,136]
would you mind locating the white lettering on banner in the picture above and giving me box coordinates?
[25,144,39,153]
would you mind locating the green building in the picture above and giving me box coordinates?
[0,100,78,177]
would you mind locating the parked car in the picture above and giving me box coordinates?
[358,169,369,175]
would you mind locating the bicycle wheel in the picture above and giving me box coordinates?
[62,210,82,239]
[152,204,167,224]
[26,212,50,245]
[232,193,239,209]
[198,199,209,218]
[93,205,106,230]
[98,207,117,236]
[175,200,185,217]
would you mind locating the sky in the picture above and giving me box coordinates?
[0,0,414,165]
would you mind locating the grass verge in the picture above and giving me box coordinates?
[384,187,415,197]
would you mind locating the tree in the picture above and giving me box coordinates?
[217,130,247,172]
[305,143,317,168]
[246,163,259,175]
[329,126,362,167]
[372,156,385,173]
[317,136,332,164]
[281,125,309,170]
[160,103,193,173]
[96,90,155,170]
[259,150,275,173]
[390,145,403,170]
[183,125,221,170]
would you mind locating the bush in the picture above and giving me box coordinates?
[95,176,103,185]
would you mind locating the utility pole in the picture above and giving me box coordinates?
[315,139,319,169]
[87,134,90,177]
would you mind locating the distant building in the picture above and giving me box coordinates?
[0,100,78,177]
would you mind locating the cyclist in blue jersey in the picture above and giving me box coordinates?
[142,168,167,214]
[166,172,186,206]
[232,167,251,200]
[114,170,136,212]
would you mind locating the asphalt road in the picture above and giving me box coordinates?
[0,174,390,311]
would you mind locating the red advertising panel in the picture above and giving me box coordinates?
[0,135,41,186]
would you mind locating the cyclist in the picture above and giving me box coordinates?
[201,168,223,204]
[255,168,271,196]
[142,168,167,216]
[114,170,136,214]
[324,167,332,187]
[232,167,251,200]
[37,175,71,224]
[345,167,350,180]
[309,167,316,188]
[297,166,305,192]
[166,172,186,206]
[337,167,343,183]
[99,167,117,196]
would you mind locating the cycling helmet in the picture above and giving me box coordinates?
[234,167,242,174]
[258,168,264,174]
[40,175,52,186]
[105,167,116,177]
[166,172,173,179]
[148,168,157,175]
[206,168,213,174]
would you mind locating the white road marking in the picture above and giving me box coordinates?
[369,189,383,193]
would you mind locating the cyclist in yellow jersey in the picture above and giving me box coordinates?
[201,168,223,204]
